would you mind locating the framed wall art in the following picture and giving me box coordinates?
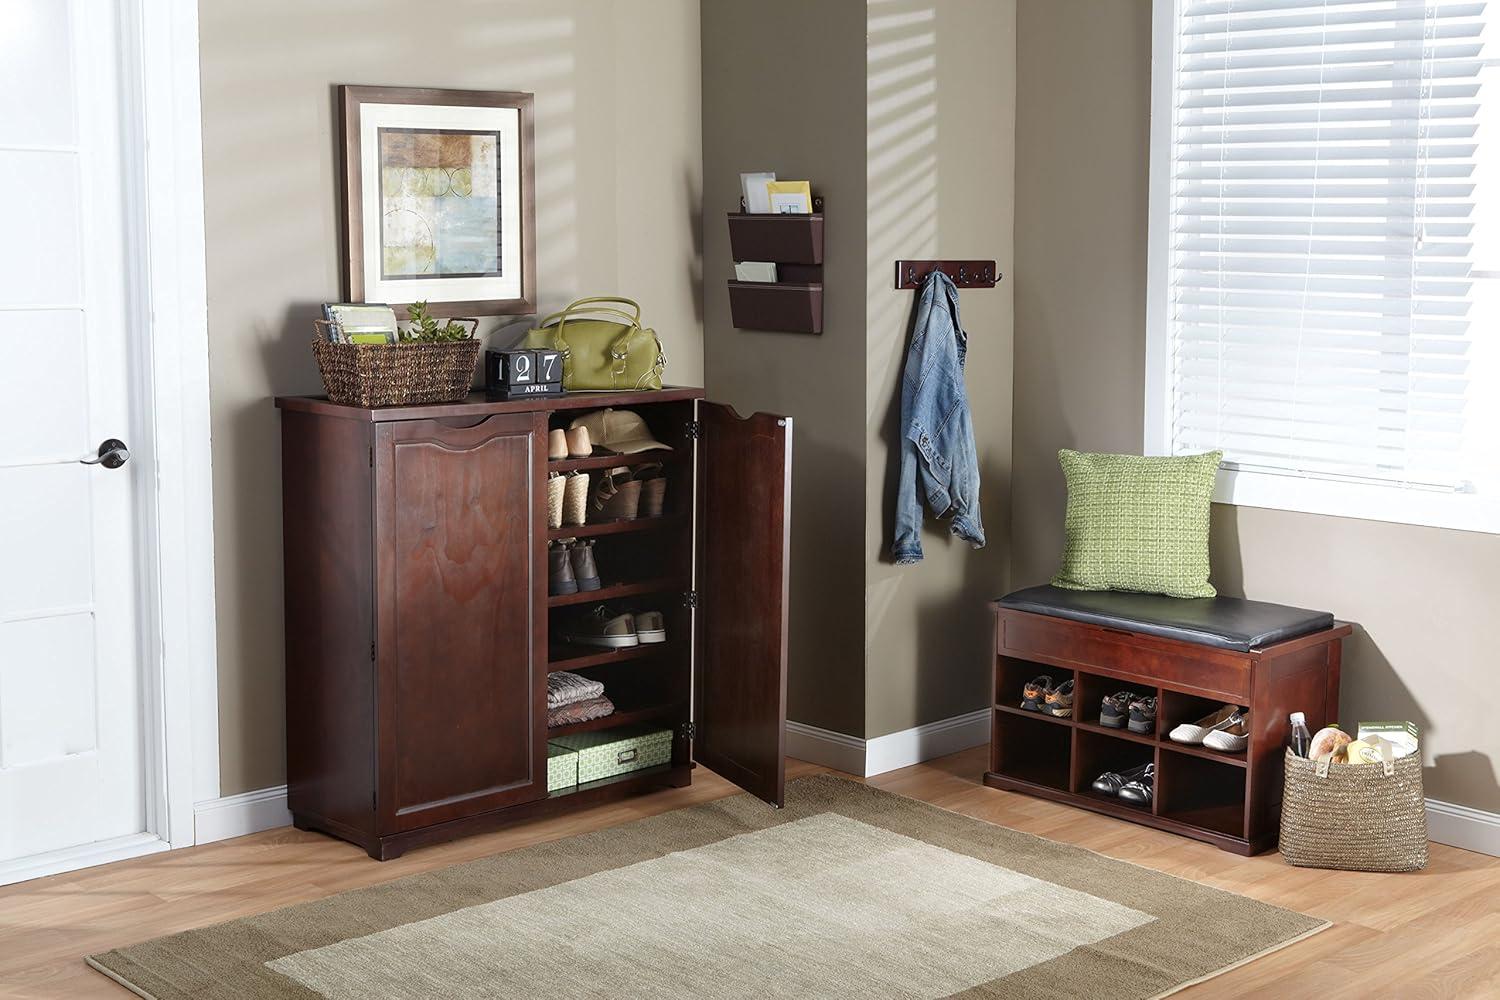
[338,86,536,317]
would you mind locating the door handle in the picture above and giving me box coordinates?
[81,438,130,469]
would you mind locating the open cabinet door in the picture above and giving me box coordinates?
[694,402,792,806]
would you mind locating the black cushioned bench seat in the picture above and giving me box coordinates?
[996,585,1334,653]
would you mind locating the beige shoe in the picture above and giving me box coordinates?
[562,472,589,526]
[565,426,592,458]
[548,428,568,461]
[635,610,666,644]
[593,467,642,520]
[547,473,565,529]
[1204,712,1250,753]
[1169,705,1242,745]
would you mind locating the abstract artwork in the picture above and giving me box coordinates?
[341,87,535,316]
[378,129,501,279]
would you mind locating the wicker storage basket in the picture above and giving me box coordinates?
[312,334,480,407]
[1280,748,1428,872]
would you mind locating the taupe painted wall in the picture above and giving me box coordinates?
[864,1,1015,740]
[1014,0,1500,812]
[199,0,704,795]
[700,0,868,737]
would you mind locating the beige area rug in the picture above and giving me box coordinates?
[88,775,1325,999]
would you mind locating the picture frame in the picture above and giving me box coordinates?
[338,86,536,317]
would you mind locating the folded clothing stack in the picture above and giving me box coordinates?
[547,671,615,728]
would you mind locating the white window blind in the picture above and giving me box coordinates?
[1159,0,1493,492]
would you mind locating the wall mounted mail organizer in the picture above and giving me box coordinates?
[727,196,824,334]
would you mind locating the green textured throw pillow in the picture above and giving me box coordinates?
[1051,449,1222,599]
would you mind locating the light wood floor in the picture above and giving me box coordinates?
[2,746,1497,999]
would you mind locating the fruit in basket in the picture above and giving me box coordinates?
[1309,725,1352,761]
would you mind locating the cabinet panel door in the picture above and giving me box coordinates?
[694,402,791,806]
[375,412,547,832]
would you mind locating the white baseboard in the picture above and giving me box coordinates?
[0,832,170,887]
[786,720,867,776]
[194,785,291,845]
[785,708,991,778]
[1426,798,1500,858]
[864,709,991,777]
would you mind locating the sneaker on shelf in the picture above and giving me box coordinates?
[563,472,590,526]
[1020,675,1054,713]
[634,610,667,644]
[561,606,638,648]
[1044,678,1075,718]
[593,467,642,521]
[1203,711,1250,753]
[548,428,568,461]
[548,541,577,596]
[1127,695,1157,735]
[1100,691,1136,729]
[1168,704,1242,746]
[569,539,601,592]
[566,425,592,458]
[1117,763,1155,805]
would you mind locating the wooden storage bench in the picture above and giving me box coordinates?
[986,585,1351,855]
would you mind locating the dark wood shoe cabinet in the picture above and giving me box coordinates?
[985,604,1350,855]
[273,387,791,860]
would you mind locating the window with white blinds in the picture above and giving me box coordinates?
[1148,0,1500,530]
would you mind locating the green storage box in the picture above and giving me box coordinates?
[549,725,674,784]
[547,741,578,793]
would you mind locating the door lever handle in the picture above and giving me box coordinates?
[81,438,130,469]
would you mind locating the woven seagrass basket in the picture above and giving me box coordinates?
[311,323,480,408]
[1280,748,1428,872]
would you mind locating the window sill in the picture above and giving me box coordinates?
[1212,467,1500,536]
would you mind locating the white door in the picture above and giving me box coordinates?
[0,0,151,868]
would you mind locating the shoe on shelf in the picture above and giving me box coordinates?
[637,464,667,518]
[548,542,577,596]
[1127,695,1157,735]
[593,467,643,521]
[1169,704,1243,746]
[548,428,568,461]
[1091,761,1150,797]
[634,610,667,644]
[1044,678,1075,718]
[1117,763,1155,805]
[569,539,601,592]
[1203,712,1250,753]
[1100,691,1138,729]
[1020,675,1054,713]
[547,473,565,529]
[562,606,638,648]
[566,426,592,458]
[563,472,589,526]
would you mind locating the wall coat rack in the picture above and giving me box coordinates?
[894,259,1001,290]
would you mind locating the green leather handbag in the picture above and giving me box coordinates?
[522,296,666,391]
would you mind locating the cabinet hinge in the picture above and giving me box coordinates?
[685,420,701,440]
[369,446,374,468]
[682,590,699,609]
[370,640,376,662]
[679,721,697,740]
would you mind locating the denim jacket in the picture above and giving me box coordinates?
[892,271,985,564]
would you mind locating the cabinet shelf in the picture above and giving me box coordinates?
[548,578,687,608]
[547,641,680,673]
[547,514,686,541]
[547,762,692,801]
[547,451,682,474]
[546,700,686,738]
[994,702,1247,765]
